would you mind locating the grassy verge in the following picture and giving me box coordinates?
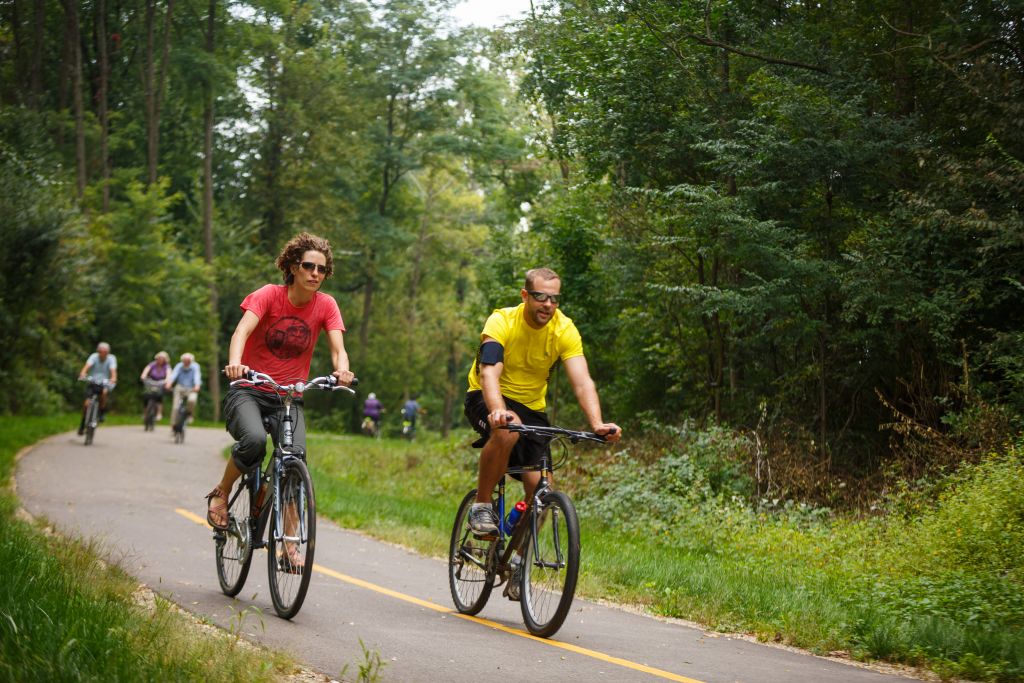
[0,415,293,682]
[307,430,1024,683]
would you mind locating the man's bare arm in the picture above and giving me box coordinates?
[563,355,621,441]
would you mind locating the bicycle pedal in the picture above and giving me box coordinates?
[471,530,498,541]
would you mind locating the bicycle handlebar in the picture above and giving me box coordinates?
[79,377,115,388]
[502,422,613,444]
[228,370,359,395]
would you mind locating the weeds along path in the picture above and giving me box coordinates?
[16,426,921,683]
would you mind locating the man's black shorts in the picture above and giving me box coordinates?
[464,390,550,477]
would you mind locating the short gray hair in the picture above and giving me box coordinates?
[97,342,111,352]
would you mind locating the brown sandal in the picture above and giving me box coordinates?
[205,486,229,530]
[280,543,304,574]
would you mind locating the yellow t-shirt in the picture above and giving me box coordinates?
[466,303,584,411]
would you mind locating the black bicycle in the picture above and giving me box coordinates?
[448,423,612,637]
[214,370,356,619]
[171,390,191,444]
[142,379,164,431]
[80,377,113,446]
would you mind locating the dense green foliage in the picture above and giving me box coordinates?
[1,0,1019,482]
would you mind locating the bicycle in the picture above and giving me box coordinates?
[448,422,612,637]
[361,415,381,438]
[142,379,164,431]
[79,377,114,446]
[214,370,356,619]
[171,390,192,444]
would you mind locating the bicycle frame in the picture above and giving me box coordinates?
[231,390,309,552]
[494,424,609,575]
[225,371,353,550]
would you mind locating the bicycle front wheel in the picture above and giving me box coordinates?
[520,490,580,637]
[267,460,316,619]
[448,489,495,615]
[143,399,156,431]
[216,477,255,596]
[84,400,98,446]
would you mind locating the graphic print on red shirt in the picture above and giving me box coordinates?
[239,284,345,387]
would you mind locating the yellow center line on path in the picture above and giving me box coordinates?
[174,507,706,683]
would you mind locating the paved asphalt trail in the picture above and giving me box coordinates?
[17,426,920,683]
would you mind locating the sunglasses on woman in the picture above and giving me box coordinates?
[300,261,328,275]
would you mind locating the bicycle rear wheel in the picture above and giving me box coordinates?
[267,459,316,619]
[520,490,580,637]
[448,489,496,615]
[216,476,255,596]
[84,400,98,446]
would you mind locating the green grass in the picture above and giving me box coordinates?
[0,415,294,682]
[307,430,1024,682]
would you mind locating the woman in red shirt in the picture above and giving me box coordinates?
[206,232,356,531]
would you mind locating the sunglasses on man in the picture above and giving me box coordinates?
[300,261,328,275]
[526,290,561,304]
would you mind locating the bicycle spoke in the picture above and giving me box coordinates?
[448,490,495,614]
[268,461,316,619]
[215,478,254,596]
[520,491,580,637]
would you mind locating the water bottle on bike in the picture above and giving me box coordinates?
[501,500,527,535]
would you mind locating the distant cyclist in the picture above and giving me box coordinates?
[363,392,383,436]
[206,232,355,531]
[166,352,201,430]
[401,395,424,438]
[77,342,118,434]
[140,350,170,421]
[464,267,621,535]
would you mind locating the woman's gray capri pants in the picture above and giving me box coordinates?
[223,387,306,473]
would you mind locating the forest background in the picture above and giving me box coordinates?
[1,0,1023,680]
[2,0,1021,496]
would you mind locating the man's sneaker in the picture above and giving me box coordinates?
[468,503,498,536]
[77,422,85,436]
[505,554,522,601]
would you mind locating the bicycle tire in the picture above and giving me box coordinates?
[448,489,496,615]
[267,459,316,619]
[84,400,97,446]
[173,404,186,444]
[520,490,580,637]
[216,477,255,596]
[143,399,156,431]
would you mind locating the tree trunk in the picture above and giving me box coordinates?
[144,0,157,185]
[66,0,86,199]
[96,0,110,211]
[57,0,74,147]
[12,0,24,100]
[203,0,219,420]
[29,0,44,108]
[156,0,174,169]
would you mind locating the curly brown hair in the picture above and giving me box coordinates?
[276,232,334,284]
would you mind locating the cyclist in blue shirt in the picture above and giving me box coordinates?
[77,342,118,434]
[166,353,201,430]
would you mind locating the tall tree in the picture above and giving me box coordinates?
[95,0,110,210]
[202,0,219,418]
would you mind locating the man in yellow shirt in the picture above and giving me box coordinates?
[464,267,622,535]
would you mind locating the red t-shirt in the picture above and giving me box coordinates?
[239,284,345,388]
